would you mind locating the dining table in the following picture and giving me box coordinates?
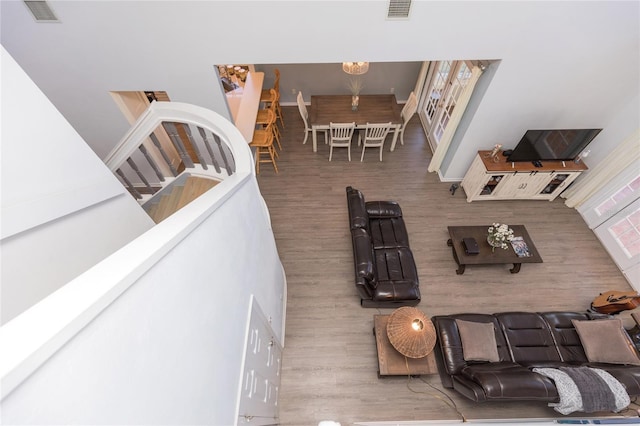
[309,94,403,153]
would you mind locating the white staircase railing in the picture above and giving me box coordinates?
[104,101,254,200]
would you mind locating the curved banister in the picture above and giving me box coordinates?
[104,101,254,178]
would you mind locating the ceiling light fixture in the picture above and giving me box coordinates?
[342,62,369,75]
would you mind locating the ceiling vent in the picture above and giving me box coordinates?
[24,1,59,22]
[387,0,411,19]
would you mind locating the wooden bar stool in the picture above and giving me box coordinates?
[250,109,278,174]
[256,89,282,151]
[260,68,284,128]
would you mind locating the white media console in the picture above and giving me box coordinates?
[461,150,587,202]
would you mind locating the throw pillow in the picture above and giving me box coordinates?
[572,318,640,365]
[455,319,500,362]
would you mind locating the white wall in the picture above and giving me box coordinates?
[1,46,285,424]
[444,2,640,178]
[1,177,286,425]
[1,1,638,177]
[0,47,155,324]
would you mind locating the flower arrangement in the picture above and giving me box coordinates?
[487,223,514,251]
[346,76,364,95]
[347,76,364,110]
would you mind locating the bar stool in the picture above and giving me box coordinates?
[250,109,278,174]
[260,69,284,128]
[256,89,282,151]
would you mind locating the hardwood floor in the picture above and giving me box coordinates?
[255,106,636,425]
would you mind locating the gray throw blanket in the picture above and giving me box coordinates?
[560,366,616,412]
[533,367,630,415]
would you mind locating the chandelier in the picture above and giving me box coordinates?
[342,61,369,75]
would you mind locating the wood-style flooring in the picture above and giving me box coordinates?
[255,105,637,425]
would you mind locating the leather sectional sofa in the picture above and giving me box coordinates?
[432,311,640,403]
[346,186,420,308]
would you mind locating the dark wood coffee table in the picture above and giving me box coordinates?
[447,225,543,275]
[373,315,437,377]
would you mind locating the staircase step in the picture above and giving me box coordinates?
[147,202,159,219]
[147,177,218,224]
[151,186,184,223]
[177,177,218,209]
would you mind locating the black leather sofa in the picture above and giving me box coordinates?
[432,311,640,403]
[346,186,420,308]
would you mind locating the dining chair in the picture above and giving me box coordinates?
[328,122,356,162]
[249,109,278,173]
[256,90,282,150]
[296,91,327,146]
[358,122,392,162]
[260,68,284,128]
[396,91,418,146]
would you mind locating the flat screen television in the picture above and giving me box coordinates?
[507,129,602,162]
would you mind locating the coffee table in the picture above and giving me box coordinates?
[447,225,543,275]
[373,314,437,377]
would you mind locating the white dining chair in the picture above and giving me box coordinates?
[358,122,392,162]
[329,122,356,161]
[396,91,418,146]
[297,91,327,145]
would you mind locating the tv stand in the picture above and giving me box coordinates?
[531,160,543,167]
[461,151,587,202]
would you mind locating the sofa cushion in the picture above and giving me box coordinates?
[461,363,558,401]
[455,319,500,362]
[496,312,561,364]
[374,247,418,282]
[347,188,369,230]
[572,318,640,365]
[372,280,420,302]
[369,217,410,249]
[540,312,590,363]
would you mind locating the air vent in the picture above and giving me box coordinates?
[388,0,411,19]
[24,1,59,22]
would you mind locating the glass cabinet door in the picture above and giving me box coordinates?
[539,173,576,196]
[479,174,505,196]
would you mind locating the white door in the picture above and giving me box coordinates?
[578,166,640,289]
[594,198,640,287]
[421,61,473,153]
[236,296,282,426]
[582,172,640,227]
